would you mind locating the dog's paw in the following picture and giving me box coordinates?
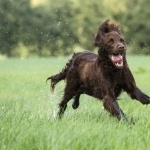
[72,101,79,109]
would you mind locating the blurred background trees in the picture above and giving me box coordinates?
[0,0,150,57]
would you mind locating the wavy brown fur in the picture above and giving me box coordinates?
[46,53,76,91]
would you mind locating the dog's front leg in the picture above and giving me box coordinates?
[126,86,150,105]
[123,69,150,105]
[133,87,150,104]
[103,93,127,120]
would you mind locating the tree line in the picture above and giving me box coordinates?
[0,0,150,57]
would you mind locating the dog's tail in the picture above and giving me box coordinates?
[46,53,76,91]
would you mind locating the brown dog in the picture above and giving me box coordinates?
[47,20,150,120]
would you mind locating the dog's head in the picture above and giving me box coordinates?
[94,20,126,69]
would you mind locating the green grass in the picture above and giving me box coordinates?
[0,55,150,150]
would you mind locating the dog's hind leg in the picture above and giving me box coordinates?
[56,81,79,118]
[72,93,81,109]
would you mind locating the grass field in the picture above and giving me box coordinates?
[0,55,150,150]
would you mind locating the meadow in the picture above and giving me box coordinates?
[0,55,150,150]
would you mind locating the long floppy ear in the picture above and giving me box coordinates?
[94,19,110,47]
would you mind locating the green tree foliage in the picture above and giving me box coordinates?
[0,0,33,56]
[0,0,150,57]
[72,0,107,50]
[46,0,78,56]
[0,0,20,56]
[115,0,150,54]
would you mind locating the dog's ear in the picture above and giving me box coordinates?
[99,19,110,36]
[94,19,121,47]
[100,19,121,34]
[94,19,110,47]
[94,34,101,47]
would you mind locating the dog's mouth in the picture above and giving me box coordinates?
[110,53,123,68]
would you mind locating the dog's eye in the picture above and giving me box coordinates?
[120,38,125,43]
[108,38,114,44]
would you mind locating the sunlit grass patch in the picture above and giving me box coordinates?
[0,56,150,150]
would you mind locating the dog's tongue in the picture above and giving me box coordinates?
[111,54,123,63]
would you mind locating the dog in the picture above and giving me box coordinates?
[47,20,150,121]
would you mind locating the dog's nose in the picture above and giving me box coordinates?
[118,44,125,49]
